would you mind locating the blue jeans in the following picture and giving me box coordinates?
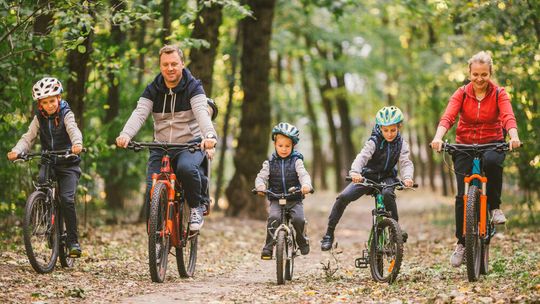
[144,148,208,214]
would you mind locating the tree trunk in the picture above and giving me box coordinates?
[414,124,426,186]
[162,0,171,44]
[423,122,436,192]
[225,0,276,219]
[32,1,53,68]
[188,2,223,96]
[215,26,242,211]
[299,56,327,190]
[66,2,94,129]
[336,74,355,170]
[136,0,149,86]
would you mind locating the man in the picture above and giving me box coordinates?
[116,45,217,230]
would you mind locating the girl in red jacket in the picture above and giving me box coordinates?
[430,51,521,267]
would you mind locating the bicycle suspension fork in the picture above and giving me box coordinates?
[463,173,488,237]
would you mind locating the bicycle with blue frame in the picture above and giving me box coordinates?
[252,187,313,285]
[441,142,514,282]
[350,177,417,283]
[13,149,84,273]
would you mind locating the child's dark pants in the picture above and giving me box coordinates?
[263,200,307,250]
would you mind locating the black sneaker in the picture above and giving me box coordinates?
[320,235,333,251]
[68,243,82,258]
[401,231,408,243]
[299,244,310,255]
[261,248,272,260]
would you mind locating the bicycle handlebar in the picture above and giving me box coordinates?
[127,141,201,152]
[345,176,418,190]
[14,148,87,162]
[251,187,315,199]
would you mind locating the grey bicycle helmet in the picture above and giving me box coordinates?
[272,122,300,145]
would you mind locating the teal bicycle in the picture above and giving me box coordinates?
[351,178,417,283]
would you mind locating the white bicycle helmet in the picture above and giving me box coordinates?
[272,122,300,145]
[32,77,63,101]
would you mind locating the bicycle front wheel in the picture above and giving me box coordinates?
[177,198,198,278]
[148,183,170,283]
[465,185,481,282]
[23,191,59,273]
[285,227,295,281]
[275,230,286,285]
[369,218,403,283]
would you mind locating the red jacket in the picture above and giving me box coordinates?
[438,80,518,144]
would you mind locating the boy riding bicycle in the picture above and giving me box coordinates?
[255,122,313,260]
[320,106,414,251]
[7,77,84,257]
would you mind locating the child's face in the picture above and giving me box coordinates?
[380,124,400,142]
[274,134,293,158]
[39,95,60,115]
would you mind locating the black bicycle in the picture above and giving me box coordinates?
[252,187,313,285]
[14,149,83,273]
[350,177,417,283]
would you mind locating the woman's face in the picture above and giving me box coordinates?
[469,62,491,93]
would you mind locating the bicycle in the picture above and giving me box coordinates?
[441,142,514,282]
[14,149,83,274]
[351,177,417,283]
[128,141,203,283]
[252,187,313,285]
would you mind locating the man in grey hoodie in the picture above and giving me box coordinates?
[116,45,217,231]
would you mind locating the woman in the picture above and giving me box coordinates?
[430,51,521,267]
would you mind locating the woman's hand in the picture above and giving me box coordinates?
[507,128,521,151]
[72,144,83,154]
[351,172,364,183]
[430,138,444,152]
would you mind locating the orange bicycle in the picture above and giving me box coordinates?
[128,141,200,282]
[442,142,513,282]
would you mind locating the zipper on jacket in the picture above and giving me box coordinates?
[48,119,54,150]
[281,159,287,194]
[383,143,390,172]
[472,101,481,142]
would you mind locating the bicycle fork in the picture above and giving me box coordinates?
[463,174,488,237]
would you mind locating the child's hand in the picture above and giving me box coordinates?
[403,179,414,187]
[72,144,83,154]
[351,172,364,183]
[256,185,266,196]
[7,151,18,161]
[301,185,311,195]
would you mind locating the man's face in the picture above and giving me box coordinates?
[380,124,400,142]
[39,95,60,115]
[160,51,184,87]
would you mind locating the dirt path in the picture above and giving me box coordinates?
[1,190,538,303]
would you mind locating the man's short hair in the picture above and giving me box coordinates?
[159,45,184,61]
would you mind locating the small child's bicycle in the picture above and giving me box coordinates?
[349,177,417,283]
[128,141,201,283]
[252,187,313,285]
[442,142,515,282]
[14,149,83,273]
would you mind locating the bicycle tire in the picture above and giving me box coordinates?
[369,218,403,283]
[285,226,295,281]
[23,191,59,274]
[276,230,286,285]
[177,198,198,278]
[148,183,170,283]
[465,185,481,282]
[58,211,75,268]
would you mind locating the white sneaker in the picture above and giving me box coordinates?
[491,209,507,225]
[450,244,465,267]
[189,206,204,230]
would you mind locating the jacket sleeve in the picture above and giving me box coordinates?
[12,116,40,154]
[438,87,464,130]
[497,88,518,130]
[349,140,376,175]
[295,159,313,191]
[64,111,83,146]
[255,160,270,190]
[190,94,217,139]
[398,140,414,180]
[119,97,153,140]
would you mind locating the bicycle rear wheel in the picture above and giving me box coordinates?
[148,183,170,283]
[58,212,75,268]
[177,198,198,278]
[465,185,481,282]
[285,227,295,281]
[369,218,403,283]
[23,191,59,273]
[276,230,286,285]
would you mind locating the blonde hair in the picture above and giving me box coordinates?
[468,51,493,74]
[159,45,184,61]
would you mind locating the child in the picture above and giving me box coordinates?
[255,122,313,260]
[7,77,84,257]
[320,106,414,251]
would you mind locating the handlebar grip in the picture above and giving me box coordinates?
[413,183,419,188]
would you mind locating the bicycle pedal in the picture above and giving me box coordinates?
[355,257,368,268]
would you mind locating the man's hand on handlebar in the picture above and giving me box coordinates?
[116,135,130,148]
[72,144,83,154]
[350,172,364,183]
